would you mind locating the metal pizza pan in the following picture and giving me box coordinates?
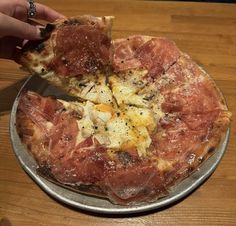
[10,75,230,214]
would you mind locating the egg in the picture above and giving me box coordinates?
[106,116,137,149]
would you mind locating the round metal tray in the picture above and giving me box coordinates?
[10,75,230,214]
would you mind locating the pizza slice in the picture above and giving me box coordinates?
[19,15,114,104]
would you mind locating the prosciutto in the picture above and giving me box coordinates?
[102,163,167,205]
[49,16,112,76]
[113,36,180,79]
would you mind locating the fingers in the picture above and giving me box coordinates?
[27,18,43,27]
[34,3,65,22]
[0,13,41,40]
[0,1,65,41]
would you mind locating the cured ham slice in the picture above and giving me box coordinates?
[113,36,180,79]
[50,16,112,76]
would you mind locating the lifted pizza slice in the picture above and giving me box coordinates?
[19,15,114,104]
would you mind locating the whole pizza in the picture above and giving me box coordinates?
[16,15,231,205]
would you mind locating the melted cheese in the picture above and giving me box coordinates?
[57,69,166,157]
[24,34,56,75]
[152,95,165,121]
[58,100,83,112]
[136,126,152,157]
[105,116,151,156]
[30,52,55,74]
[124,106,156,131]
[94,104,113,123]
[68,74,113,104]
[106,116,137,149]
[77,101,95,139]
[59,99,154,156]
[109,72,148,107]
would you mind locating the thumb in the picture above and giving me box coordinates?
[0,13,41,40]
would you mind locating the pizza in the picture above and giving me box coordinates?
[16,15,231,205]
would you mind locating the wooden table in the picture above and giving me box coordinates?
[1,0,236,225]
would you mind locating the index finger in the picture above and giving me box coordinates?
[34,3,66,22]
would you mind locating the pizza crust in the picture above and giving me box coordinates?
[16,110,50,166]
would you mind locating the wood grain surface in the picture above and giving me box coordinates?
[0,0,236,225]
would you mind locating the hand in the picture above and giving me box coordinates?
[0,0,65,60]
